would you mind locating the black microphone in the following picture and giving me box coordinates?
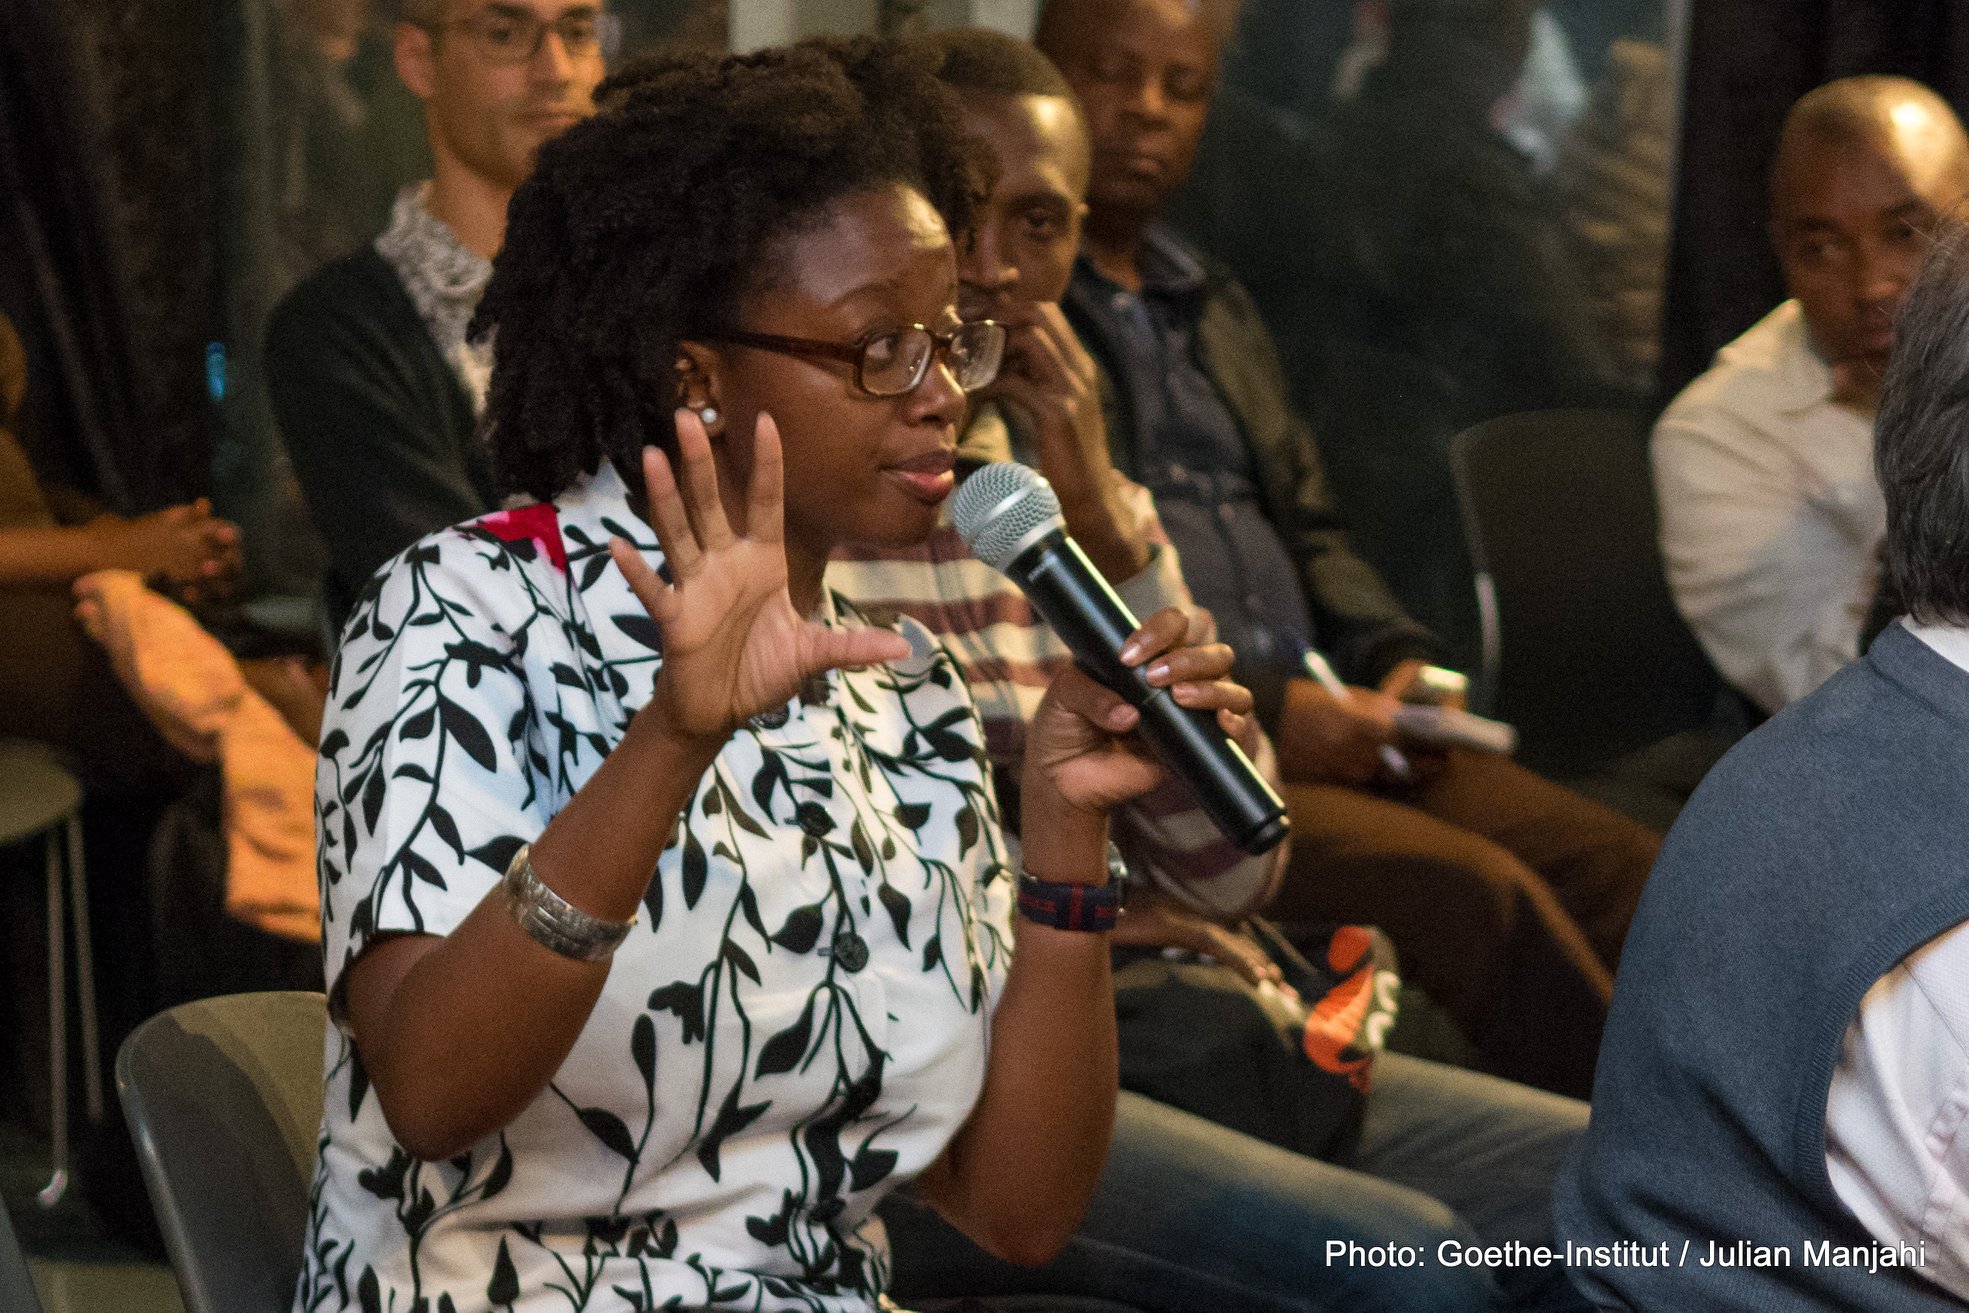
[952,462,1290,856]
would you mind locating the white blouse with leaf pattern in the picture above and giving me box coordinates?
[293,462,1014,1313]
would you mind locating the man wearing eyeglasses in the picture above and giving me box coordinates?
[266,0,608,633]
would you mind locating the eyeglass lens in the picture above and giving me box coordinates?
[861,324,1003,396]
[466,11,613,63]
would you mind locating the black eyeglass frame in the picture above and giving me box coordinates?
[704,321,1007,398]
[416,7,618,66]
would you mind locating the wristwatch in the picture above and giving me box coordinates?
[1016,842,1130,932]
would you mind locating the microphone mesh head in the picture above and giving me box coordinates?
[951,462,1064,571]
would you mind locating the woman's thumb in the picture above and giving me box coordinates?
[808,624,911,676]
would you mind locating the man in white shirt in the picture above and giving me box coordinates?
[1559,216,1969,1312]
[1653,76,1969,715]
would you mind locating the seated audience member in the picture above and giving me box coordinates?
[266,0,605,631]
[1035,0,1660,1099]
[834,30,1592,1313]
[1173,0,1630,657]
[294,38,1255,1312]
[0,308,321,1241]
[1558,218,1969,1312]
[1324,0,1619,422]
[0,309,243,793]
[1654,76,1969,716]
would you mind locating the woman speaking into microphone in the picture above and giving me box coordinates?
[292,36,1253,1313]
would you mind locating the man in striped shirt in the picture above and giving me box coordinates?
[849,28,1596,1313]
[829,54,1276,919]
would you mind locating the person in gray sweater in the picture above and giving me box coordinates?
[1559,218,1969,1311]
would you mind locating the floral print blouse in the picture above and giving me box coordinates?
[294,463,1015,1313]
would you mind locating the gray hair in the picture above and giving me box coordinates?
[1877,218,1969,624]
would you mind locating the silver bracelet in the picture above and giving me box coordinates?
[502,842,636,962]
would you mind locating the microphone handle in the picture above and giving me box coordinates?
[1015,535,1290,855]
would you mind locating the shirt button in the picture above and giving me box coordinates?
[1218,503,1236,524]
[1167,463,1188,483]
[832,930,870,973]
[1112,291,1133,311]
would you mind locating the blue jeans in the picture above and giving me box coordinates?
[882,1055,1592,1313]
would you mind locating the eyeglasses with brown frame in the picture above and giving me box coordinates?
[418,5,619,66]
[705,321,1007,398]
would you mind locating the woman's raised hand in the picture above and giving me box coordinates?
[610,410,911,743]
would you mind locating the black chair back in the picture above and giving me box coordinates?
[116,991,325,1313]
[1451,408,1720,776]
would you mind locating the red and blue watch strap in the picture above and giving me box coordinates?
[1016,872,1124,932]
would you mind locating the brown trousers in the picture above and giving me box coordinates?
[1269,749,1659,1098]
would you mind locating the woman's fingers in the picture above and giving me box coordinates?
[744,412,785,544]
[1165,680,1248,712]
[1168,678,1254,715]
[1117,606,1192,666]
[1127,617,1251,717]
[639,443,700,576]
[1117,600,1254,723]
[674,408,736,550]
[610,535,677,627]
[1141,641,1236,686]
[1049,662,1142,733]
[802,621,913,677]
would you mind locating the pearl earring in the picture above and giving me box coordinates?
[697,406,720,427]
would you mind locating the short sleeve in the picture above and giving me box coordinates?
[315,529,553,1005]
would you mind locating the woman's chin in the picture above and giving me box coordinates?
[809,503,944,561]
[850,496,945,551]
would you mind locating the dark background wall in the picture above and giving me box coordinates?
[3,0,217,512]
[70,0,221,507]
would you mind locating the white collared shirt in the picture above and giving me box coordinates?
[1653,300,1884,714]
[1823,618,1969,1303]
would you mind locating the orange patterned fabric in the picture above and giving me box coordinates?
[72,570,318,941]
[1300,923,1401,1093]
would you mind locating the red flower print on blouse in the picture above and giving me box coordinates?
[476,504,569,573]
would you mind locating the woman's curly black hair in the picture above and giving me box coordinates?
[470,36,987,503]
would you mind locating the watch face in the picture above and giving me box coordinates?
[1106,841,1131,904]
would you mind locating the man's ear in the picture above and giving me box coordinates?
[395,21,439,102]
